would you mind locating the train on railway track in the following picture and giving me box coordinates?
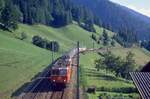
[50,48,86,87]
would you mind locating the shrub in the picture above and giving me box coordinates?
[32,35,59,52]
[20,32,27,40]
[97,87,138,93]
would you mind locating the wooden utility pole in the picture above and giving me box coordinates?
[77,41,80,99]
[51,42,54,63]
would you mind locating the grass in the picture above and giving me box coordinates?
[0,22,149,99]
[0,23,112,99]
[111,47,150,66]
[79,52,141,99]
[15,24,102,49]
[88,92,139,99]
[0,32,55,99]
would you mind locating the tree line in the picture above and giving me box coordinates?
[95,51,137,79]
[0,0,138,47]
[0,0,102,32]
[140,40,150,51]
[91,29,116,47]
[0,0,21,30]
[114,28,137,48]
[32,35,59,52]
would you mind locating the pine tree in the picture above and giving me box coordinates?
[0,0,5,23]
[0,0,4,12]
[1,1,21,30]
[102,29,109,46]
[111,40,115,47]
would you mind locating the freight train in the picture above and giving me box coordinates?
[50,48,86,87]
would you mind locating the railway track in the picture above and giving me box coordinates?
[16,55,77,99]
[50,90,64,99]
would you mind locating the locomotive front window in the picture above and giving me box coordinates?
[59,69,67,75]
[52,69,67,76]
[52,69,59,75]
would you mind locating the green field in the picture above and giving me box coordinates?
[0,23,150,99]
[79,51,149,99]
[0,32,54,98]
[111,47,150,66]
[0,23,112,99]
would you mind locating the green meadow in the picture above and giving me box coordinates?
[0,23,112,99]
[79,50,149,99]
[0,23,149,99]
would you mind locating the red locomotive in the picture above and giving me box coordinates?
[50,56,72,86]
[50,48,86,87]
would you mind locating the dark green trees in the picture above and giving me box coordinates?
[0,0,4,13]
[114,28,137,48]
[95,51,136,79]
[0,1,21,30]
[0,0,101,32]
[141,40,150,51]
[111,40,115,47]
[72,6,96,32]
[32,35,60,52]
[121,52,135,79]
[46,41,59,52]
[102,29,109,46]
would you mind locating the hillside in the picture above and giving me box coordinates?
[0,0,150,99]
[72,0,150,40]
[0,23,108,99]
[0,31,52,98]
[0,23,150,99]
[80,53,139,99]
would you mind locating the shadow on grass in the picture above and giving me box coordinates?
[11,57,62,98]
[11,82,30,97]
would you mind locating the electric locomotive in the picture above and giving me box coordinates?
[50,55,72,86]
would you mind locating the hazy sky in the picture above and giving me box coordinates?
[110,0,150,17]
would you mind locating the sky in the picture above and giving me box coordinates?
[110,0,150,17]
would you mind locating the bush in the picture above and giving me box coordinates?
[95,51,136,79]
[20,32,27,40]
[98,93,139,99]
[97,87,138,93]
[91,34,97,41]
[32,35,59,52]
[46,41,59,52]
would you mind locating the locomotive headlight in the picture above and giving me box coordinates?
[53,80,55,82]
[64,80,66,82]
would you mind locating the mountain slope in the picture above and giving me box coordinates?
[0,23,102,99]
[0,31,52,99]
[72,0,150,40]
[0,23,150,99]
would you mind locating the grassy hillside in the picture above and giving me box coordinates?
[0,31,55,98]
[0,23,149,99]
[80,52,139,99]
[15,24,101,50]
[0,23,110,99]
[80,47,150,98]
[111,47,150,66]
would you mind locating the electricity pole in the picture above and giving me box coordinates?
[77,41,80,99]
[51,42,54,63]
[93,40,94,49]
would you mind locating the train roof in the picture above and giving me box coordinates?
[52,58,70,69]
